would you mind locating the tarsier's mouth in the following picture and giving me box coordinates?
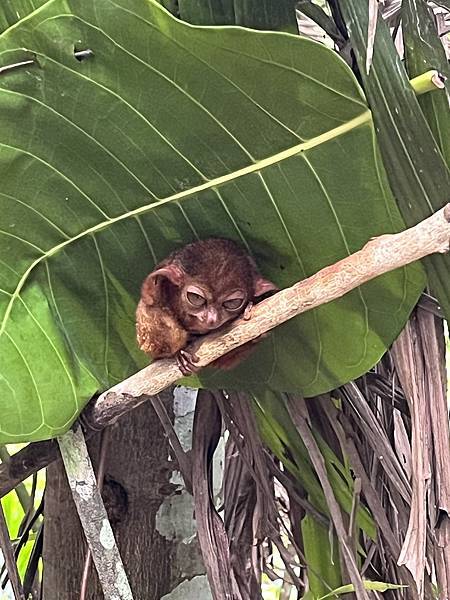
[191,324,221,334]
[190,320,229,334]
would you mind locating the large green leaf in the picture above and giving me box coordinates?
[0,0,423,442]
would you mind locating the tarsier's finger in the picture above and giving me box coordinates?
[177,350,200,375]
[176,355,192,376]
[182,350,199,363]
[243,302,253,321]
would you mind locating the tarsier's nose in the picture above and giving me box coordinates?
[205,307,218,327]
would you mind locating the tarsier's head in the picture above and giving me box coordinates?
[147,238,277,334]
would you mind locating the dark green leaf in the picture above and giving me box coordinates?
[0,1,47,34]
[338,0,450,319]
[157,0,180,17]
[296,0,347,46]
[176,0,298,32]
[402,0,450,164]
[302,514,342,597]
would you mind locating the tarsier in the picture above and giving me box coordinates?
[136,238,278,374]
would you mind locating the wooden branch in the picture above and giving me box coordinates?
[1,203,449,497]
[90,202,450,428]
[58,426,134,600]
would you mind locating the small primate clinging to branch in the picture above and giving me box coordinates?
[136,238,277,374]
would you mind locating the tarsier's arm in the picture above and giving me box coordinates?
[136,300,188,359]
[136,265,189,360]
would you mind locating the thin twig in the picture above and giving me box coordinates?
[285,394,369,600]
[0,503,25,600]
[348,477,361,554]
[148,394,192,491]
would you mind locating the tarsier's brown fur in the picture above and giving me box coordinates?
[136,238,277,373]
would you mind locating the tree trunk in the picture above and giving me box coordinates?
[42,390,208,599]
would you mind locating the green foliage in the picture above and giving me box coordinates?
[318,581,407,598]
[1,492,25,542]
[402,0,450,164]
[172,0,299,32]
[0,0,423,443]
[338,0,450,320]
[0,460,44,583]
[0,0,48,33]
[301,515,342,596]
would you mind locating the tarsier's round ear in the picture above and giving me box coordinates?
[254,276,278,298]
[141,264,185,305]
[150,264,185,286]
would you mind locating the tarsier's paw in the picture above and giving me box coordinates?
[176,349,200,376]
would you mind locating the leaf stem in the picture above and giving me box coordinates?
[410,69,446,94]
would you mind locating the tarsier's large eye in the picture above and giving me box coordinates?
[223,297,245,311]
[187,291,206,307]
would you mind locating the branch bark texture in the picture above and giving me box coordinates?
[58,426,134,600]
[93,202,450,425]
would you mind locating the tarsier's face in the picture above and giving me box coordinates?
[181,283,248,334]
